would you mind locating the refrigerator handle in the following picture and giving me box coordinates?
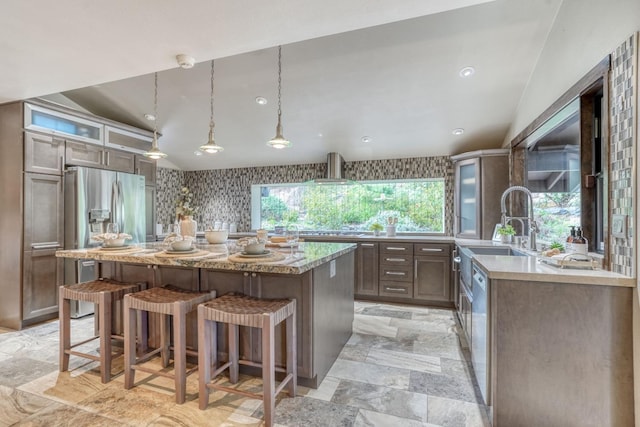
[111,180,119,227]
[118,181,125,232]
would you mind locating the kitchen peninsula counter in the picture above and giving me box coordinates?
[56,242,357,388]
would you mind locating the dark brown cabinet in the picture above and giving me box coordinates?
[135,155,157,185]
[65,140,136,173]
[24,132,64,175]
[413,243,451,303]
[452,150,509,240]
[22,248,63,321]
[65,140,104,168]
[379,242,414,300]
[414,256,451,302]
[21,173,64,323]
[23,173,64,250]
[355,242,379,296]
[103,148,135,173]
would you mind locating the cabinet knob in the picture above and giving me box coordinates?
[251,273,257,277]
[244,272,249,277]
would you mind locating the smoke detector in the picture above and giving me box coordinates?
[176,54,195,69]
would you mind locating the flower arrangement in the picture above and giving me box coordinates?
[176,187,198,219]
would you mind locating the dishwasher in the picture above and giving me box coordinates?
[471,263,490,405]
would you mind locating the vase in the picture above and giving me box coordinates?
[373,230,380,236]
[500,234,512,244]
[386,225,396,237]
[180,216,197,238]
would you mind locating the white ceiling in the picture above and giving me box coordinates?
[1,0,562,171]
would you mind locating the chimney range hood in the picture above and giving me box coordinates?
[308,152,352,184]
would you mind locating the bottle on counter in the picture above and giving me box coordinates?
[572,227,588,255]
[566,226,576,252]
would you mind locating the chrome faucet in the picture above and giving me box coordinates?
[500,186,537,251]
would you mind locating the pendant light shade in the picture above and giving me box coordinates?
[199,59,224,154]
[143,72,168,159]
[267,46,291,149]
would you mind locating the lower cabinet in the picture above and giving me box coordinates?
[414,256,451,302]
[22,249,63,321]
[355,242,379,296]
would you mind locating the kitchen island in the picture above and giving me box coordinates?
[56,241,357,388]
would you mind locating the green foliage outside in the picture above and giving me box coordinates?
[258,180,445,232]
[532,191,580,243]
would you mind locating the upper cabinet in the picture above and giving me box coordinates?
[24,132,65,175]
[24,103,103,145]
[24,100,156,177]
[452,150,509,240]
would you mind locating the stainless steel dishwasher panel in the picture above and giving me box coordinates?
[471,263,490,405]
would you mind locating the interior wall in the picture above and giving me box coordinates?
[156,156,454,233]
[505,0,640,145]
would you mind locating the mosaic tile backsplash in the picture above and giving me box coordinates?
[609,33,636,276]
[156,156,454,234]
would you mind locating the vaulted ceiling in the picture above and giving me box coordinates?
[1,0,562,170]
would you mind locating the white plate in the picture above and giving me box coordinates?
[164,248,198,254]
[100,245,131,251]
[238,250,271,258]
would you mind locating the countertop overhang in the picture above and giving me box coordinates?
[56,242,357,275]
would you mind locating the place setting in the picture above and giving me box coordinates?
[88,223,142,254]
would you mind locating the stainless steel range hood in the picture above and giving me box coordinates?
[308,152,351,184]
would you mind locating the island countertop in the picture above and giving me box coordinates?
[56,241,357,275]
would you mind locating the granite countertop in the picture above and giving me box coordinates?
[56,241,357,275]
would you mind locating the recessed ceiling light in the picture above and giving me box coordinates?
[459,66,475,78]
[452,128,465,135]
[361,136,372,143]
[194,151,203,156]
[255,96,268,105]
[144,113,156,121]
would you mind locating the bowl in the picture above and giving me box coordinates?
[243,242,266,254]
[205,229,229,244]
[104,238,126,247]
[170,239,193,251]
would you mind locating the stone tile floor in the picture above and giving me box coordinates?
[0,301,490,426]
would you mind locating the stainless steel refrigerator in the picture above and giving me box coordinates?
[64,166,146,317]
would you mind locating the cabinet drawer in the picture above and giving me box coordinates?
[414,243,450,257]
[380,254,412,266]
[379,265,412,282]
[380,243,414,255]
[379,281,412,299]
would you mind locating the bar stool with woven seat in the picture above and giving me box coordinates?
[123,285,216,404]
[197,293,297,426]
[59,278,146,383]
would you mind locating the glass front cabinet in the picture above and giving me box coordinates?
[452,150,509,240]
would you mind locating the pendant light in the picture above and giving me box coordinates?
[267,46,291,149]
[143,72,168,159]
[199,59,224,154]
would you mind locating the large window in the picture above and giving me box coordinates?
[251,179,445,233]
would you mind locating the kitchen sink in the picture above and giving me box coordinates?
[465,246,527,256]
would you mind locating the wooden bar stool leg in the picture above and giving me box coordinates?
[137,310,149,355]
[286,309,297,397]
[229,324,239,383]
[98,292,112,383]
[59,291,70,372]
[173,302,187,404]
[123,296,137,389]
[262,314,276,427]
[160,313,170,368]
[198,307,211,410]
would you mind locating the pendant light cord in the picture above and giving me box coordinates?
[214,59,215,129]
[277,46,282,122]
[153,72,158,140]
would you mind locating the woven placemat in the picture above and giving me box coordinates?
[154,249,216,259]
[228,251,286,263]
